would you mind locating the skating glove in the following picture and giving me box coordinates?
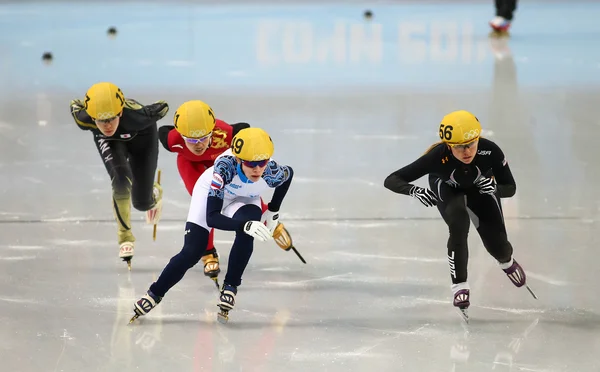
[474,176,497,195]
[260,209,279,234]
[409,185,438,207]
[243,221,273,242]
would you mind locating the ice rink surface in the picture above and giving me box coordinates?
[1,0,600,371]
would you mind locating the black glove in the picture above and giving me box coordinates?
[148,100,169,120]
[409,185,438,207]
[474,176,497,195]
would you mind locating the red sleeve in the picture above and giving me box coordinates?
[168,128,184,153]
[177,155,207,195]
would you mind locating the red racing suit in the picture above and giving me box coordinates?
[158,120,266,252]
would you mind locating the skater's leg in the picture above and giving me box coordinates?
[430,177,471,285]
[223,204,263,287]
[201,229,221,287]
[496,0,518,20]
[127,126,159,212]
[466,192,527,288]
[94,138,135,248]
[215,203,262,323]
[149,222,210,297]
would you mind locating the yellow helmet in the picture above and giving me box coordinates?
[439,110,482,146]
[84,82,124,120]
[173,100,216,138]
[231,128,274,161]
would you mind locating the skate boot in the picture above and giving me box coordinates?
[500,259,538,299]
[119,241,135,270]
[129,290,162,324]
[489,16,511,37]
[217,283,237,324]
[201,249,221,289]
[452,282,470,323]
[146,182,163,225]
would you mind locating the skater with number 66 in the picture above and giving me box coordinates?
[383,110,536,323]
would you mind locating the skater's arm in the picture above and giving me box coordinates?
[230,122,250,137]
[205,156,247,231]
[492,148,516,198]
[384,149,437,195]
[262,163,294,212]
[206,195,246,231]
[70,99,97,131]
[158,125,176,152]
[124,99,169,130]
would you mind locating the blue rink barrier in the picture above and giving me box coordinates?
[1,2,599,90]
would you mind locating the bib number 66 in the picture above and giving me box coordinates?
[439,124,453,141]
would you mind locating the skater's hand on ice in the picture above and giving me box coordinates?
[474,176,497,195]
[409,186,438,207]
[243,221,273,242]
[260,209,279,234]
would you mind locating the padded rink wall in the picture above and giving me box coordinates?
[0,0,600,95]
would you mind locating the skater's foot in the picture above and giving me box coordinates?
[452,282,470,322]
[500,258,526,287]
[130,290,162,323]
[201,249,221,288]
[119,242,134,261]
[217,283,237,324]
[489,16,511,32]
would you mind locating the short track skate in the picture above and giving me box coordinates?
[217,305,230,324]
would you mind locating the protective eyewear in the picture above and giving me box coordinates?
[242,159,269,168]
[450,140,478,150]
[181,132,212,144]
[96,116,118,124]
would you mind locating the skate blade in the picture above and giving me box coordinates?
[217,312,229,324]
[122,257,132,271]
[526,285,538,299]
[489,30,510,38]
[128,314,139,324]
[211,277,220,290]
[457,308,469,324]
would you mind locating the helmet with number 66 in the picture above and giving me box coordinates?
[439,110,482,146]
[231,128,274,161]
[84,82,125,120]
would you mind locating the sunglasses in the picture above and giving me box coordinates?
[96,117,118,124]
[181,132,212,144]
[242,159,269,168]
[451,141,478,150]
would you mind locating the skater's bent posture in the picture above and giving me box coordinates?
[70,82,168,268]
[158,100,297,288]
[158,100,252,287]
[490,0,518,32]
[132,127,294,323]
[384,110,531,320]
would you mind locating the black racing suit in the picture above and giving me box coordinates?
[496,0,517,21]
[384,138,517,284]
[70,98,169,244]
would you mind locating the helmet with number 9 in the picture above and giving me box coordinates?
[84,82,125,120]
[173,100,216,138]
[231,128,274,161]
[439,110,482,146]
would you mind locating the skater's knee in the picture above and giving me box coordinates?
[111,168,133,195]
[448,217,470,238]
[232,204,262,222]
[132,198,153,211]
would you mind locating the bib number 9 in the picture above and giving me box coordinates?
[232,138,244,154]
